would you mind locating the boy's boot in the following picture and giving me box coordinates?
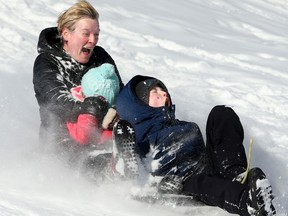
[112,120,139,179]
[246,167,276,216]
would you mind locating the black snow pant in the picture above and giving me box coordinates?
[182,105,250,216]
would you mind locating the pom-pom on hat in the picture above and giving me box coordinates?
[135,78,169,104]
[81,63,120,107]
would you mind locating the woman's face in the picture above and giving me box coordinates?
[62,18,100,64]
[148,86,170,108]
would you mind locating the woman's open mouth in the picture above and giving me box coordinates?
[82,47,92,55]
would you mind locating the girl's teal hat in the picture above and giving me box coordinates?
[81,63,120,107]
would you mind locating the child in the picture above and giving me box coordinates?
[114,75,276,216]
[67,63,120,145]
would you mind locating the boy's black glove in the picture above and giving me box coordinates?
[81,96,109,124]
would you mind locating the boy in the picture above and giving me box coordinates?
[114,75,276,216]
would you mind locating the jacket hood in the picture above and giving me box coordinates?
[116,75,173,123]
[37,27,64,56]
[116,75,176,150]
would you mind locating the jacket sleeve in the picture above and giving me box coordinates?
[149,121,205,176]
[66,114,99,145]
[33,53,83,122]
[66,114,113,145]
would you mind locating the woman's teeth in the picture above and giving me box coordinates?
[82,47,91,54]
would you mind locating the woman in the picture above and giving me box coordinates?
[33,0,123,176]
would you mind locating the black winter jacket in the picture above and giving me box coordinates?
[33,27,123,142]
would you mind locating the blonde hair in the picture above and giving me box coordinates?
[57,0,99,35]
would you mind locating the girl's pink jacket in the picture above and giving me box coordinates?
[66,86,112,145]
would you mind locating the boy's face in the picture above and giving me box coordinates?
[149,86,170,107]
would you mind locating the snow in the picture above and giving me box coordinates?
[0,0,287,215]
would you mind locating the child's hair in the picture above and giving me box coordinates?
[81,63,120,107]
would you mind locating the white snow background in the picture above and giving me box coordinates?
[0,0,287,215]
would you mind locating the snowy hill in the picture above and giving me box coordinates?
[0,0,287,215]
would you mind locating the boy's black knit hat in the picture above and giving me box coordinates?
[135,78,169,104]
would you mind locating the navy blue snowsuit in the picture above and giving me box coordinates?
[116,75,206,177]
[116,75,251,216]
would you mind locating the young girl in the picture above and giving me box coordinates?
[114,75,276,216]
[67,63,120,145]
[64,63,121,182]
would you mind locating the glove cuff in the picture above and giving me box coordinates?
[102,108,117,129]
